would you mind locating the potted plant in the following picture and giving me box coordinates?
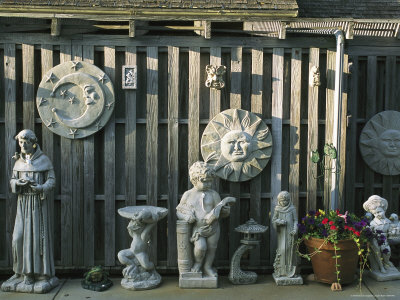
[297,144,384,290]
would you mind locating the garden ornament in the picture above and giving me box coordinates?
[205,65,226,89]
[81,266,113,292]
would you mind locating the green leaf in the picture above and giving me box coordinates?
[311,150,320,163]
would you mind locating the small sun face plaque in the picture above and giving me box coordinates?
[122,65,137,89]
[360,110,400,175]
[36,61,115,139]
[201,108,273,182]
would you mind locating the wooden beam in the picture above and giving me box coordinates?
[129,20,135,38]
[279,22,287,39]
[51,18,61,37]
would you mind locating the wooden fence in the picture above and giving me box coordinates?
[1,33,396,272]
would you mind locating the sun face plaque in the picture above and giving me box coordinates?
[36,61,115,139]
[201,108,273,182]
[360,110,400,176]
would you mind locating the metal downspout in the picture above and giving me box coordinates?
[330,30,344,210]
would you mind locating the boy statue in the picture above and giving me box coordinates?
[176,161,235,288]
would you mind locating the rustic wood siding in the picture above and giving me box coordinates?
[0,35,356,272]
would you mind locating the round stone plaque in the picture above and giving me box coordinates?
[201,108,273,182]
[36,61,115,139]
[360,110,400,175]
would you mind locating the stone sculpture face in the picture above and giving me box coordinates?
[379,129,400,157]
[221,130,252,162]
[359,110,400,175]
[18,138,35,155]
[201,108,273,182]
[371,206,386,220]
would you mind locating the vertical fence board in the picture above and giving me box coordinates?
[22,44,35,131]
[324,50,336,210]
[104,46,116,266]
[146,46,158,263]
[125,47,137,207]
[167,46,179,267]
[249,48,263,266]
[83,45,95,267]
[40,44,56,265]
[270,48,284,262]
[209,47,222,119]
[60,44,73,266]
[71,44,84,267]
[4,43,17,267]
[365,56,377,200]
[345,56,358,213]
[307,48,319,211]
[289,48,302,210]
[229,47,242,260]
[188,47,200,177]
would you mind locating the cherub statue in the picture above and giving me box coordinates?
[117,206,168,290]
[1,129,58,294]
[176,161,235,287]
[272,191,303,285]
[363,195,400,280]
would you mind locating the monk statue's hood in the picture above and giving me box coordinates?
[13,147,53,172]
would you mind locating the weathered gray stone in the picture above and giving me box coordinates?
[176,161,236,288]
[117,206,168,291]
[201,108,272,182]
[273,274,303,286]
[205,65,226,89]
[1,129,58,294]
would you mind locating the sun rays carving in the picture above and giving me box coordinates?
[201,108,273,182]
[360,110,400,176]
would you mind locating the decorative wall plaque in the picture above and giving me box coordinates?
[205,65,226,89]
[201,108,273,182]
[122,65,137,89]
[36,61,115,139]
[360,110,400,175]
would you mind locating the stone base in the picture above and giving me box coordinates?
[121,270,161,291]
[367,267,400,282]
[179,272,218,289]
[273,273,303,286]
[1,276,59,294]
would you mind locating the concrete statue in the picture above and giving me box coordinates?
[205,65,226,89]
[272,191,303,285]
[117,206,168,290]
[176,161,236,288]
[363,195,400,281]
[360,110,400,175]
[1,129,58,294]
[201,108,272,182]
[37,61,115,139]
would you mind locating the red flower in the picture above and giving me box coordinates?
[344,225,349,230]
[349,227,355,232]
[354,231,360,237]
[336,209,340,215]
[322,218,329,225]
[316,211,321,217]
[330,225,337,230]
[329,221,334,225]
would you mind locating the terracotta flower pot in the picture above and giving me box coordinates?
[304,237,359,284]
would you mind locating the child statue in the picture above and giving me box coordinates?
[176,161,235,288]
[1,129,58,294]
[272,191,303,285]
[363,195,400,281]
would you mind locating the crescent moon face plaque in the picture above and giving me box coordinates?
[37,61,115,139]
[360,110,400,175]
[201,108,273,182]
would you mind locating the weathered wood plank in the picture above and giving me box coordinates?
[228,47,242,261]
[364,56,377,200]
[270,48,284,262]
[40,44,55,264]
[22,44,35,131]
[83,45,95,267]
[230,47,242,109]
[338,54,348,212]
[289,48,301,210]
[125,46,137,207]
[146,46,158,264]
[345,56,358,213]
[71,44,84,267]
[209,47,221,119]
[249,48,263,266]
[4,43,17,267]
[188,47,200,176]
[324,50,336,210]
[167,46,179,267]
[60,44,73,266]
[307,48,319,212]
[104,46,116,266]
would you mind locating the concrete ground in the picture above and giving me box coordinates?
[1,274,399,300]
